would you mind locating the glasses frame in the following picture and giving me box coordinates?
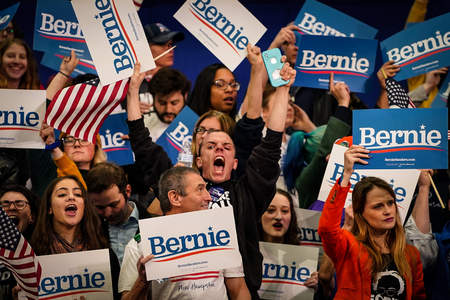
[62,136,90,146]
[212,79,240,91]
[194,127,220,135]
[0,200,29,210]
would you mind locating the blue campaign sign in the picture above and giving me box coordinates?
[156,106,199,165]
[294,0,377,39]
[381,13,450,81]
[353,108,448,169]
[0,2,20,30]
[294,34,378,93]
[41,52,97,76]
[431,74,449,108]
[99,112,134,166]
[33,0,92,59]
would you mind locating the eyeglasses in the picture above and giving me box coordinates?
[0,200,28,210]
[194,127,219,135]
[213,79,240,91]
[62,136,90,146]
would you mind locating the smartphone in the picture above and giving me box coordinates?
[262,48,289,87]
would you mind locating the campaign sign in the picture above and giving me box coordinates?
[381,13,450,81]
[71,0,155,85]
[99,111,134,166]
[294,35,377,92]
[41,52,98,76]
[294,0,377,39]
[33,0,92,59]
[156,106,198,165]
[139,206,242,280]
[317,144,420,222]
[0,89,46,149]
[38,249,113,300]
[431,74,449,108]
[354,108,448,169]
[295,208,321,247]
[258,242,318,300]
[0,2,20,30]
[174,0,267,71]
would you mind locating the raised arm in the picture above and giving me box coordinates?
[376,61,401,108]
[46,50,79,100]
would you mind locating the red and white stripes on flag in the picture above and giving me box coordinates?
[0,208,41,299]
[45,78,129,144]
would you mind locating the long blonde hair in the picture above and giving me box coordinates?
[351,176,411,281]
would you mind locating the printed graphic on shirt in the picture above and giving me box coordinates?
[208,187,231,209]
[371,264,406,300]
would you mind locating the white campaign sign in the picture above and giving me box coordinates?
[71,0,155,85]
[174,0,267,71]
[38,249,113,300]
[317,144,420,222]
[259,242,318,300]
[139,206,242,280]
[0,89,45,149]
[295,208,322,247]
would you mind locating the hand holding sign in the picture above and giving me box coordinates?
[376,60,400,89]
[138,254,154,283]
[269,24,300,50]
[424,67,448,94]
[127,63,146,122]
[342,145,370,187]
[329,72,350,107]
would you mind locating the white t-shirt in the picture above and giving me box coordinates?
[119,238,244,300]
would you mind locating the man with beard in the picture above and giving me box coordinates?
[86,162,153,265]
[142,67,191,140]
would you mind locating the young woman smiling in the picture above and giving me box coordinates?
[318,145,426,299]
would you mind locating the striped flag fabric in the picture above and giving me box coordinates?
[0,208,41,299]
[45,77,129,144]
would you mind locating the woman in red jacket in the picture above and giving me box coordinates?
[318,145,426,299]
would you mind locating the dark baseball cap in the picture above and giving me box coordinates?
[144,23,184,45]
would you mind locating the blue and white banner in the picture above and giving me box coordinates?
[354,108,448,169]
[99,112,134,166]
[0,2,20,30]
[33,0,92,59]
[294,35,377,92]
[258,242,318,300]
[174,0,267,71]
[139,206,242,280]
[318,144,420,222]
[0,89,46,149]
[381,13,450,81]
[431,74,449,108]
[41,52,97,76]
[294,0,377,39]
[38,249,113,300]
[71,0,155,85]
[156,106,198,165]
[295,208,321,247]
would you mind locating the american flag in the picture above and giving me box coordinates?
[0,208,41,299]
[385,77,416,108]
[45,78,129,144]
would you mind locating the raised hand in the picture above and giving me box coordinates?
[377,60,400,89]
[269,24,300,49]
[342,145,369,187]
[329,72,350,107]
[279,56,296,87]
[59,50,80,77]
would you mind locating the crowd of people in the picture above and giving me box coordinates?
[0,0,449,299]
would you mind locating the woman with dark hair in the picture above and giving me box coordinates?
[0,38,40,89]
[318,145,426,299]
[188,63,240,118]
[259,189,319,292]
[31,175,107,254]
[30,175,120,299]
